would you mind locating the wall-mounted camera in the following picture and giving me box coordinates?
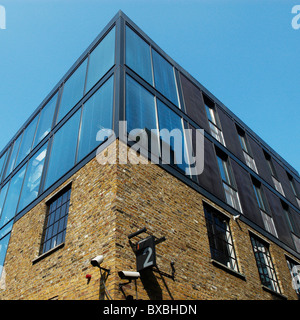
[118,271,140,280]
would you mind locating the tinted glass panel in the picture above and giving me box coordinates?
[125,26,152,85]
[205,105,215,124]
[0,183,9,221]
[157,100,187,173]
[0,155,4,179]
[217,156,231,185]
[45,110,81,190]
[18,143,48,212]
[57,59,88,123]
[16,116,39,167]
[85,27,115,93]
[152,49,178,106]
[0,220,13,240]
[4,135,22,179]
[0,165,26,227]
[0,233,10,276]
[253,184,266,212]
[126,75,157,133]
[0,150,8,181]
[33,93,57,148]
[77,76,114,162]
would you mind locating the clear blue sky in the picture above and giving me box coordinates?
[0,0,299,173]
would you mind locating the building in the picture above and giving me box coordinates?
[0,11,299,300]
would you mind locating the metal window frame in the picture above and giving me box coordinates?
[250,233,281,294]
[40,184,71,255]
[204,203,239,272]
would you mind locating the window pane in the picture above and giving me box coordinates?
[77,76,114,162]
[57,59,88,123]
[217,156,231,185]
[0,183,9,221]
[0,233,10,276]
[253,184,266,212]
[0,154,5,179]
[205,105,216,124]
[45,110,81,190]
[4,135,22,179]
[261,210,278,238]
[204,204,238,271]
[0,165,26,227]
[125,26,152,85]
[238,134,248,153]
[223,183,242,212]
[16,115,39,167]
[251,236,280,293]
[41,187,70,254]
[17,143,48,212]
[0,220,13,240]
[157,100,187,173]
[85,27,115,93]
[152,49,178,106]
[33,93,57,148]
[0,149,9,181]
[126,75,157,133]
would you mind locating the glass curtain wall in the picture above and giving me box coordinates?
[0,23,116,227]
[33,93,57,148]
[125,25,179,107]
[77,76,114,162]
[126,75,188,173]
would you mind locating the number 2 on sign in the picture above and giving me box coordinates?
[143,247,153,268]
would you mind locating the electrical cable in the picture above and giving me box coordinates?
[100,268,113,300]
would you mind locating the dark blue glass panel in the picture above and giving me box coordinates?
[85,27,115,93]
[126,75,157,133]
[77,76,114,162]
[0,233,10,277]
[44,110,81,190]
[157,100,187,173]
[0,149,9,182]
[0,220,13,240]
[217,156,228,183]
[17,143,48,212]
[0,183,9,222]
[4,134,22,179]
[152,49,178,106]
[57,59,88,123]
[33,93,57,148]
[125,26,153,85]
[0,165,26,227]
[16,115,39,167]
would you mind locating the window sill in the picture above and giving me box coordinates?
[211,259,246,281]
[261,285,287,300]
[32,243,65,265]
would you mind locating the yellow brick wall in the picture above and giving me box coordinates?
[0,140,299,300]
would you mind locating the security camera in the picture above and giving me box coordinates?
[91,255,104,267]
[233,214,241,221]
[118,271,140,280]
[91,255,110,274]
[118,271,140,300]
